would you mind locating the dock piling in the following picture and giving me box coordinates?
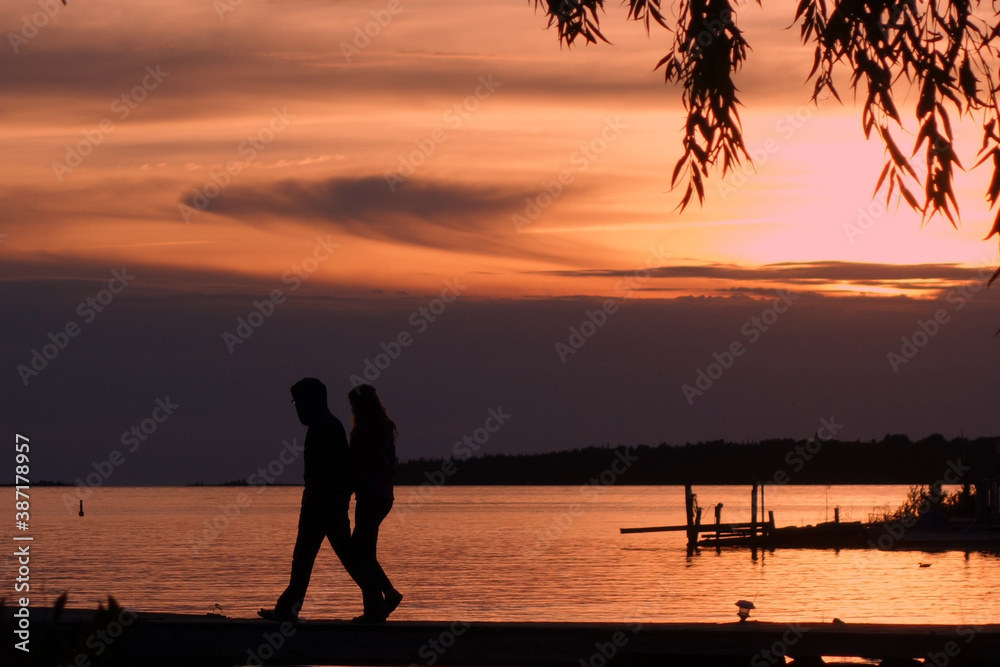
[684,484,697,547]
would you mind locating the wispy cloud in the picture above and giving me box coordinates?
[537,261,993,295]
[78,240,218,250]
[183,175,578,259]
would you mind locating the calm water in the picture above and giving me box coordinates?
[7,484,999,625]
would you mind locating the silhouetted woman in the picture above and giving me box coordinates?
[348,383,403,617]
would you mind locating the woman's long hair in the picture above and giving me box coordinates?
[348,384,397,443]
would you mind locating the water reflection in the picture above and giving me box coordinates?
[10,485,998,624]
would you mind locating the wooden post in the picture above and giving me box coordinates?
[767,510,775,535]
[993,480,1000,525]
[714,503,723,540]
[750,483,758,545]
[685,484,697,548]
[760,483,765,526]
[834,507,840,524]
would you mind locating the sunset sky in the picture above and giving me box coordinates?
[3,0,1000,485]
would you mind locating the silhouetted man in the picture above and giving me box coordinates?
[259,377,386,622]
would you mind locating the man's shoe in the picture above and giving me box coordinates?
[258,607,298,623]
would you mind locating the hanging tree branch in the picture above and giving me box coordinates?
[535,0,755,211]
[532,0,1000,279]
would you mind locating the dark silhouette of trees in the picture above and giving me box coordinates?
[395,435,1000,485]
[533,1,1000,277]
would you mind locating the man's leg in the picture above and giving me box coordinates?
[274,499,325,616]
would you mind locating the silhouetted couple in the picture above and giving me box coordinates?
[258,378,402,623]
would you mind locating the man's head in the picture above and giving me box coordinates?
[290,377,329,426]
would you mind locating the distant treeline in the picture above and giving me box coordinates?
[11,436,999,488]
[394,435,1000,486]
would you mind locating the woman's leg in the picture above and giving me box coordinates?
[326,505,384,616]
[353,498,395,594]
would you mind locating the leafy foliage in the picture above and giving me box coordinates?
[532,1,1000,275]
[884,482,974,521]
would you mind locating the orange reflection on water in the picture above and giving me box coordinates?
[16,485,999,624]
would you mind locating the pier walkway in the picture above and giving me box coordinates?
[4,606,1000,666]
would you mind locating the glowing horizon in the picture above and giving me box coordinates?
[2,0,999,300]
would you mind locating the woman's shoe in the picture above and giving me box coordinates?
[385,589,404,616]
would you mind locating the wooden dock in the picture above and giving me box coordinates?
[621,484,776,548]
[621,483,1000,551]
[5,606,1000,666]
